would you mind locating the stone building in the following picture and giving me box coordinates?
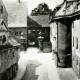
[3,0,27,42]
[0,0,20,79]
[27,15,50,47]
[50,0,80,78]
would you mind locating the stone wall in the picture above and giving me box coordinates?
[72,20,80,78]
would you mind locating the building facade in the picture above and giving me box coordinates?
[0,0,9,45]
[50,0,80,78]
[0,0,20,80]
[3,0,27,42]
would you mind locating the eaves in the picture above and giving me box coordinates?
[52,10,80,21]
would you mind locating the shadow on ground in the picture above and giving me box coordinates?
[21,60,41,80]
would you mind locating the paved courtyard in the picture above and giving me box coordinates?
[13,47,79,80]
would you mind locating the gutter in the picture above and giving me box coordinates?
[52,10,80,20]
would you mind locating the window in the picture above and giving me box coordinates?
[19,31,22,35]
[0,55,1,67]
[73,37,74,47]
[72,22,74,28]
[50,27,52,37]
[28,30,31,34]
[32,30,35,33]
[1,54,3,66]
[76,38,78,49]
[13,52,14,57]
[8,50,10,61]
[77,60,78,65]
[0,6,3,14]
[12,49,15,58]
[15,31,18,36]
[54,37,56,40]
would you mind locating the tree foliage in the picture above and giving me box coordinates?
[31,3,52,16]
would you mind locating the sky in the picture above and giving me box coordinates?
[27,0,64,15]
[3,0,64,15]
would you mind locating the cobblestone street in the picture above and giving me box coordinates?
[13,48,79,80]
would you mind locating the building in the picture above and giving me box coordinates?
[50,0,80,78]
[0,0,20,80]
[27,15,50,47]
[0,0,9,45]
[3,0,27,42]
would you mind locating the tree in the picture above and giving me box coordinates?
[31,3,52,16]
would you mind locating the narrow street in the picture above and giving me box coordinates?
[13,48,79,80]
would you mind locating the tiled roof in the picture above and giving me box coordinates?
[8,37,20,46]
[55,1,77,17]
[2,0,27,28]
[29,15,50,27]
[27,16,41,27]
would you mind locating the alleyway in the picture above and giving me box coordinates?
[13,48,79,80]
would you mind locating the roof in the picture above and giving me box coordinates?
[8,37,20,47]
[51,1,79,21]
[27,16,41,28]
[2,0,27,28]
[29,15,50,27]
